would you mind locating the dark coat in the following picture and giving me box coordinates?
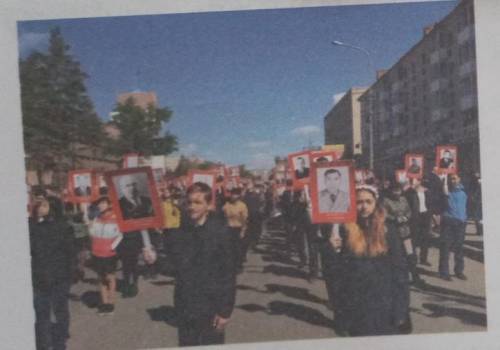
[424,173,446,214]
[29,217,76,291]
[170,213,237,321]
[321,223,410,336]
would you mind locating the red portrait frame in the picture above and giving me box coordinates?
[309,160,357,224]
[227,166,240,178]
[67,169,99,203]
[105,167,164,233]
[288,150,311,189]
[310,150,342,163]
[395,169,409,184]
[122,152,141,168]
[435,145,458,175]
[405,153,424,179]
[187,169,218,207]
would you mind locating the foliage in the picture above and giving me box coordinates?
[20,27,104,174]
[110,97,177,157]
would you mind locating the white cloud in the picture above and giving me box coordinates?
[19,32,49,56]
[246,140,271,148]
[333,92,346,106]
[247,153,274,170]
[291,125,321,137]
[179,143,197,155]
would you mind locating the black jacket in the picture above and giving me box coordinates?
[424,173,446,214]
[321,223,410,336]
[29,217,76,291]
[171,213,237,320]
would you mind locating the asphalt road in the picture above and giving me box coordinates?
[65,220,486,349]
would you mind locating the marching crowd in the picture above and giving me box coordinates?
[28,167,483,349]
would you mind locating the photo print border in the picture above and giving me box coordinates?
[309,160,357,224]
[436,145,458,175]
[67,169,98,204]
[104,166,164,233]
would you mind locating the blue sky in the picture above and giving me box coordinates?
[17,1,457,169]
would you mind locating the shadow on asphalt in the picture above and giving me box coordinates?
[236,301,333,329]
[410,281,486,309]
[147,306,178,327]
[80,291,100,309]
[261,264,309,280]
[265,284,327,305]
[420,303,487,327]
[236,283,327,306]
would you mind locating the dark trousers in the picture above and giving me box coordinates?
[121,253,139,285]
[247,216,263,249]
[439,216,466,276]
[228,227,243,268]
[414,211,432,263]
[178,316,225,347]
[307,225,320,276]
[33,282,70,350]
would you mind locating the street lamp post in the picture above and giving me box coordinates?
[331,40,375,170]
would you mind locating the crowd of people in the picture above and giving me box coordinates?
[27,167,483,349]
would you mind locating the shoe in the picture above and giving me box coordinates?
[455,273,467,280]
[439,274,452,281]
[98,304,114,315]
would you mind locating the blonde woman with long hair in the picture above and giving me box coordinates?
[320,185,411,337]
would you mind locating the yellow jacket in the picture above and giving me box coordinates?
[223,200,248,229]
[162,200,181,229]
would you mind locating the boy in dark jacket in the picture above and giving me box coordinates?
[30,196,75,350]
[170,182,237,347]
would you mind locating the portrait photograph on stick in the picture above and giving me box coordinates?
[105,167,163,232]
[310,150,341,164]
[67,169,97,203]
[288,150,311,188]
[436,145,458,174]
[309,160,356,223]
[405,153,424,179]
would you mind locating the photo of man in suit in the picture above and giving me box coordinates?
[74,174,91,197]
[318,168,350,213]
[439,149,455,169]
[118,174,154,220]
[408,157,422,174]
[294,156,310,179]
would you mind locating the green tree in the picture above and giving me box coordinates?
[111,97,177,157]
[20,27,104,180]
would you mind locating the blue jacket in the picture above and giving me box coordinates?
[443,184,468,222]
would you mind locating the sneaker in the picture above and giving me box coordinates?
[439,274,452,281]
[455,273,467,280]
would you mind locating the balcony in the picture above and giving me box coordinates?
[459,61,475,76]
[430,50,440,65]
[431,108,442,122]
[460,94,477,111]
[457,25,474,45]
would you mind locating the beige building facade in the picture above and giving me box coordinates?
[324,87,367,160]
